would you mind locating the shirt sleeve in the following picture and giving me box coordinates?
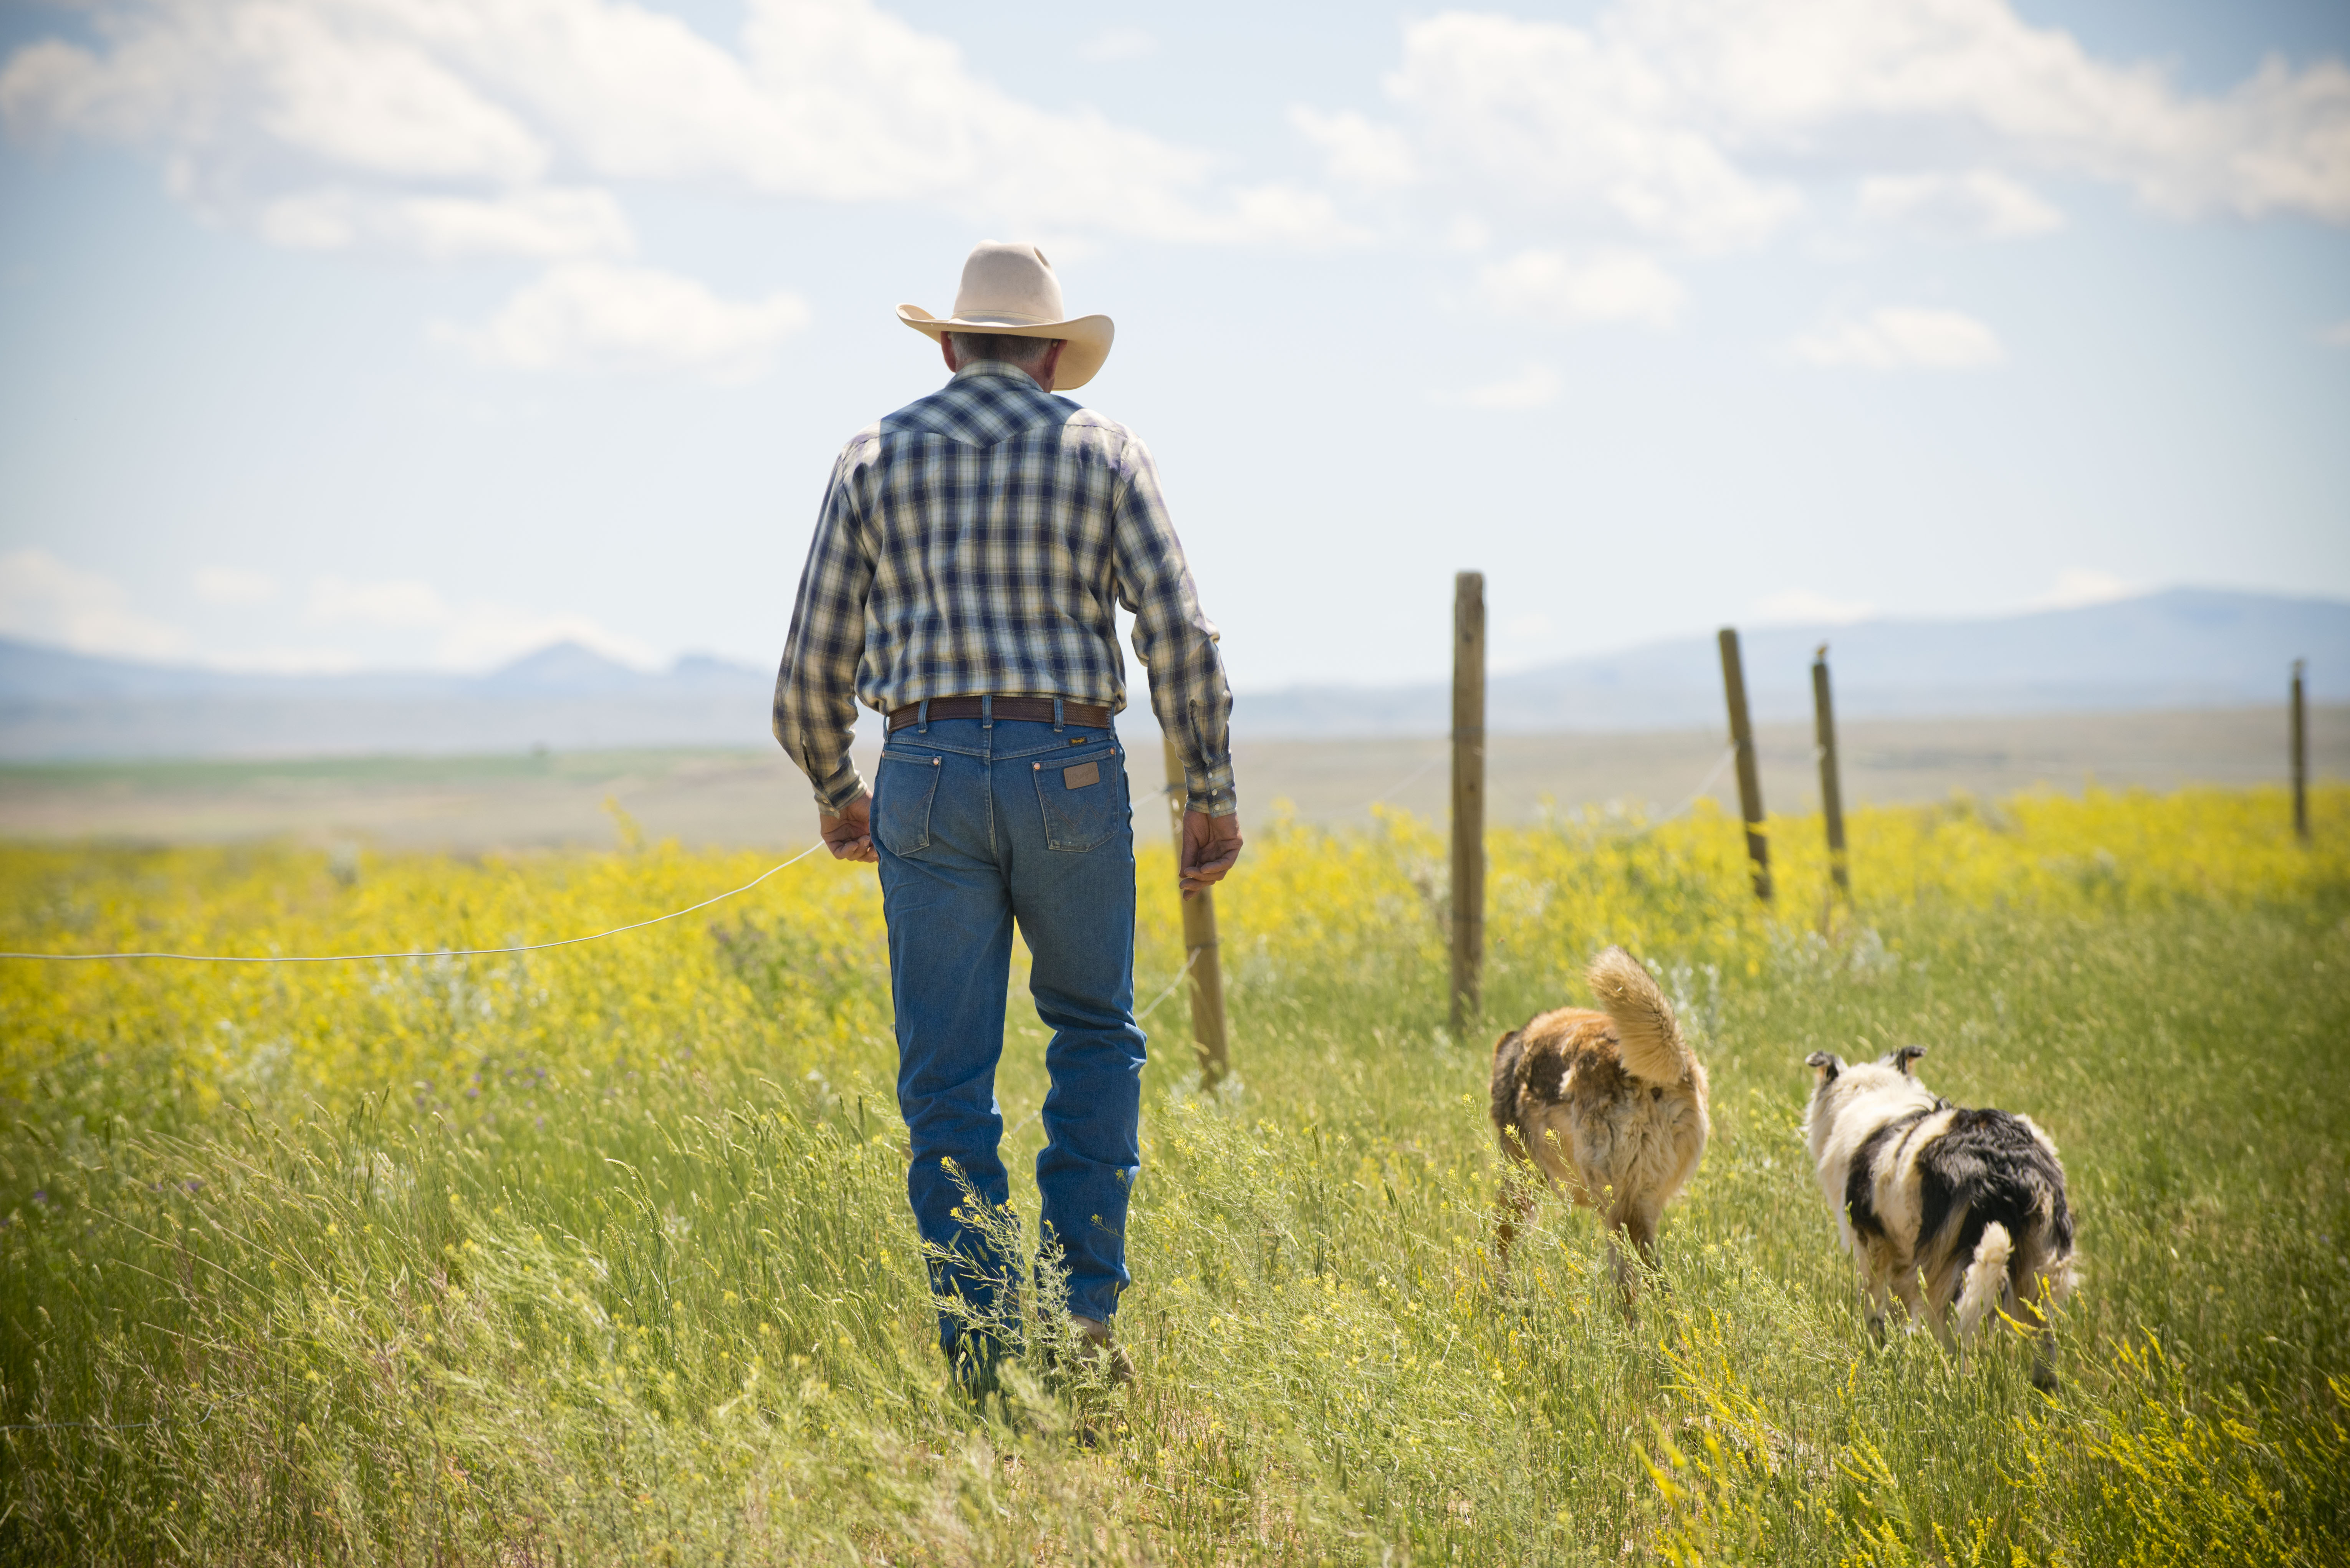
[773,443,875,815]
[1110,436,1237,817]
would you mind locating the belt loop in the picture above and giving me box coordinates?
[1053,697,1064,733]
[917,698,930,734]
[981,695,993,729]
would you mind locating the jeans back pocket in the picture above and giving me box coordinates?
[1034,745,1125,852]
[875,751,942,858]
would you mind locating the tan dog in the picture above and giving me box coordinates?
[1489,948,1711,1300]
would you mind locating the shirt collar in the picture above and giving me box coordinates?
[950,359,1048,391]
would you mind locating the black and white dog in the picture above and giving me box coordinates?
[1802,1045,2078,1386]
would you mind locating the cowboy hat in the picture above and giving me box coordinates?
[897,241,1114,390]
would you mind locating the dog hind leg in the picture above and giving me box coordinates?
[2016,1258,2065,1391]
[1894,1266,1941,1347]
[1603,1203,1661,1316]
[1605,1226,1640,1317]
[1493,1178,1536,1287]
[1858,1267,1892,1345]
[1490,1131,1540,1290]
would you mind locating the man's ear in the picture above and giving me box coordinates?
[1806,1051,1840,1080]
[1034,337,1068,392]
[1896,1045,1928,1076]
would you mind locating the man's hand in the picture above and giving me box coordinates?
[821,794,878,863]
[1179,809,1243,898]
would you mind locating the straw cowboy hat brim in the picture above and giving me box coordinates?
[897,240,1114,390]
[897,305,1114,390]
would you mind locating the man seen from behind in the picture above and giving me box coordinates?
[773,241,1242,1394]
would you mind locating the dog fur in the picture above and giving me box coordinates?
[1802,1045,2079,1386]
[1489,948,1710,1300]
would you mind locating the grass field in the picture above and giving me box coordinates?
[2,786,2347,1564]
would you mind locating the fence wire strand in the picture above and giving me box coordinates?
[1618,744,1741,839]
[1357,751,1447,814]
[1133,945,1203,1025]
[2,1397,241,1436]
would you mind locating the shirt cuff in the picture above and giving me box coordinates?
[810,764,868,817]
[1184,755,1238,818]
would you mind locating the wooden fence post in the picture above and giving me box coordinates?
[1451,572,1486,1030]
[1718,627,1772,902]
[1162,737,1229,1085]
[2292,660,2309,844]
[1812,643,1850,896]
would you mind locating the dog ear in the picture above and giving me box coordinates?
[1895,1045,1927,1075]
[1805,1051,1840,1080]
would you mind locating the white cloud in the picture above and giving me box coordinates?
[1857,169,2064,239]
[304,573,657,669]
[1752,588,1877,625]
[1384,13,1804,253]
[0,556,656,673]
[201,646,366,675]
[2029,568,2141,609]
[1291,107,1419,189]
[0,18,548,184]
[1443,215,1491,253]
[1287,0,2350,268]
[1077,28,1157,64]
[308,575,451,630]
[0,0,1346,250]
[1440,364,1563,410]
[435,606,658,672]
[1792,306,2005,369]
[2324,320,2350,347]
[192,566,279,607]
[15,0,2335,309]
[439,263,810,379]
[0,549,188,660]
[1477,249,1685,328]
[1212,183,1367,247]
[1605,0,2350,224]
[258,186,634,260]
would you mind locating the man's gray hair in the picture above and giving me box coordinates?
[946,331,1062,371]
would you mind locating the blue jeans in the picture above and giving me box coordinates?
[870,712,1145,1353]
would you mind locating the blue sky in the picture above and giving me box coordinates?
[1,0,2345,690]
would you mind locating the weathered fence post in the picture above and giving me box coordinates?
[1161,736,1229,1085]
[2292,659,2309,844]
[1718,627,1772,902]
[1812,643,1850,896]
[1451,571,1486,1030]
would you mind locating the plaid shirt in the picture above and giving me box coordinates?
[774,362,1236,817]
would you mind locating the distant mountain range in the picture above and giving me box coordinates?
[1239,587,2346,738]
[0,641,789,760]
[0,587,2338,760]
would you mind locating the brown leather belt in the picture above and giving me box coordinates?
[886,696,1112,732]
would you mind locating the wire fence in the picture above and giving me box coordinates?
[0,738,1747,966]
[1,1396,244,1436]
[1619,744,1740,839]
[1357,751,1447,814]
[1339,741,1739,837]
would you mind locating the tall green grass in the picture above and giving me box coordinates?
[2,815,2347,1563]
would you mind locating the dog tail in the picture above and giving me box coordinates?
[1587,947,1692,1085]
[1956,1222,2014,1340]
